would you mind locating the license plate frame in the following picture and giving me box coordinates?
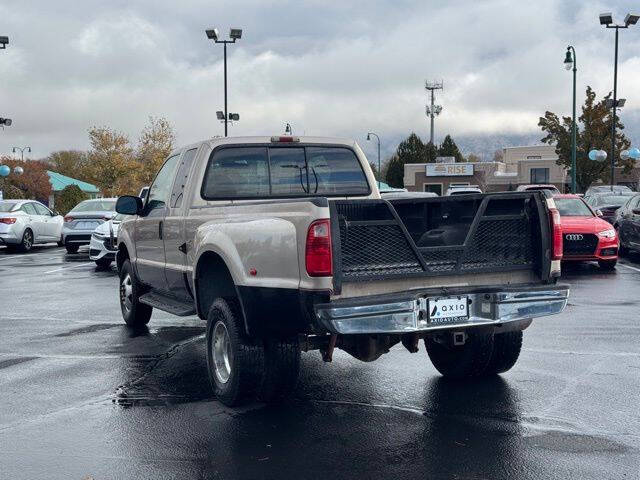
[427,296,469,325]
[77,221,99,230]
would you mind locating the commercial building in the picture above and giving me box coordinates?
[404,145,568,194]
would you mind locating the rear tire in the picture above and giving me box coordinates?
[425,332,494,379]
[598,259,617,270]
[19,229,33,253]
[483,331,523,375]
[206,298,264,406]
[65,244,79,254]
[119,259,152,326]
[259,337,300,403]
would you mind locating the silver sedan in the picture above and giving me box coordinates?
[62,198,117,254]
[0,199,63,252]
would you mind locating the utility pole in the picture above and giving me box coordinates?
[425,81,443,145]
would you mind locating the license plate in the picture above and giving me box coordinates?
[428,296,469,325]
[77,221,99,229]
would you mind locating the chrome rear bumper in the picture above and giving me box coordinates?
[315,284,569,334]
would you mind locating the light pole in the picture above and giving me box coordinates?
[599,12,639,190]
[206,27,242,137]
[564,46,577,193]
[366,132,381,189]
[12,146,31,161]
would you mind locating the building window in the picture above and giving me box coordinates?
[423,183,442,196]
[530,167,549,184]
[526,155,542,159]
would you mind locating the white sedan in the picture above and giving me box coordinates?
[0,199,63,252]
[89,213,128,267]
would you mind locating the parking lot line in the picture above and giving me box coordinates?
[43,263,93,274]
[618,263,640,273]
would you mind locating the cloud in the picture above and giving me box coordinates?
[1,0,640,163]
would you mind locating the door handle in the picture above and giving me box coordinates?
[158,221,163,240]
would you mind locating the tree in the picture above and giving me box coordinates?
[136,116,175,187]
[385,155,404,188]
[397,133,428,165]
[538,86,632,192]
[467,153,481,163]
[369,162,380,181]
[56,185,88,215]
[0,157,52,201]
[425,141,438,163]
[493,149,504,162]
[86,126,136,197]
[47,150,90,181]
[437,135,465,162]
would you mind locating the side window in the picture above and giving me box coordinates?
[22,203,37,215]
[269,147,308,196]
[146,154,181,212]
[33,203,51,216]
[170,148,198,208]
[306,147,369,195]
[202,147,269,199]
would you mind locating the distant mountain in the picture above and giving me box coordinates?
[456,133,543,161]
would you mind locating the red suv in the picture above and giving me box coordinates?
[554,194,618,270]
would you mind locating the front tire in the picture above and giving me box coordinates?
[19,229,33,252]
[95,258,112,268]
[483,331,523,375]
[598,259,617,270]
[119,259,152,326]
[425,332,494,379]
[206,298,264,406]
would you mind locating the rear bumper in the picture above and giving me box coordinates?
[314,283,569,334]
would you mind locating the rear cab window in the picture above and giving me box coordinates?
[201,145,370,199]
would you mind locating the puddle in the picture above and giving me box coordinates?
[55,324,118,337]
[0,356,39,369]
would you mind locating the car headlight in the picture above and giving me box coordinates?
[92,233,106,241]
[597,229,616,239]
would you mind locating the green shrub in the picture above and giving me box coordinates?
[56,185,88,215]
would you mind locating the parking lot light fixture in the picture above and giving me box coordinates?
[0,36,8,49]
[205,26,243,137]
[599,12,638,191]
[366,132,381,190]
[564,46,577,193]
[12,146,31,161]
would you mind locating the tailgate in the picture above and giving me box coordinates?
[329,192,551,295]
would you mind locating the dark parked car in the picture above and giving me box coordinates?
[613,193,640,255]
[584,192,635,225]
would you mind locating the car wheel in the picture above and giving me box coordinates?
[206,298,264,406]
[65,244,79,254]
[18,229,34,253]
[259,337,300,403]
[598,259,617,270]
[482,331,523,375]
[119,259,152,326]
[95,258,112,268]
[425,332,494,379]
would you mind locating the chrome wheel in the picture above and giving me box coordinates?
[23,230,33,250]
[212,321,232,384]
[120,273,133,314]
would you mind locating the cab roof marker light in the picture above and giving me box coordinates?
[271,136,300,143]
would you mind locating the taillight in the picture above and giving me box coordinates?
[64,216,74,223]
[549,208,563,260]
[0,217,17,224]
[305,219,332,277]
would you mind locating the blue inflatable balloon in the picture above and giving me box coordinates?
[0,165,10,177]
[629,147,640,160]
[588,149,598,161]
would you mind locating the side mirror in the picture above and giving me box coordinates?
[52,211,59,217]
[139,186,149,201]
[116,195,142,215]
[595,209,603,217]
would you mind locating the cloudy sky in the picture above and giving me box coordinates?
[2,0,640,162]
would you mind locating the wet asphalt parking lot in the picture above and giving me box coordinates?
[1,245,639,480]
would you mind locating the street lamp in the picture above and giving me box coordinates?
[12,146,31,161]
[0,36,8,49]
[0,118,11,127]
[366,132,381,190]
[205,27,243,137]
[285,123,292,135]
[599,12,639,190]
[564,46,577,193]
